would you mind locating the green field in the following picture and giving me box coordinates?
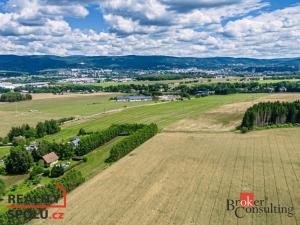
[0,93,155,136]
[45,94,265,142]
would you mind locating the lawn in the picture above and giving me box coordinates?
[45,94,265,142]
[75,137,125,179]
[0,147,10,159]
[0,93,155,137]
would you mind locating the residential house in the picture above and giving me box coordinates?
[71,136,81,147]
[42,152,59,167]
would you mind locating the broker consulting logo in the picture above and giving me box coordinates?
[6,180,66,221]
[227,192,295,218]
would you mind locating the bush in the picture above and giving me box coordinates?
[50,165,64,178]
[29,165,44,179]
[107,123,158,162]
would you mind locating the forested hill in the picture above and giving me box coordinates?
[0,55,300,73]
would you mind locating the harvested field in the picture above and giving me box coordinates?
[32,93,300,225]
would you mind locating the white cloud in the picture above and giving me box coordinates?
[0,0,299,58]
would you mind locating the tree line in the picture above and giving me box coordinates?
[107,123,158,162]
[15,83,168,94]
[241,101,300,130]
[0,92,32,102]
[7,119,61,141]
[0,170,85,225]
[175,81,300,95]
[75,124,146,156]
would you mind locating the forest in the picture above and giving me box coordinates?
[240,101,300,130]
[0,92,32,102]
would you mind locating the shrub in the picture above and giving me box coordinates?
[50,165,64,178]
[29,165,44,179]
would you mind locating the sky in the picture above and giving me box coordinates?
[0,0,300,58]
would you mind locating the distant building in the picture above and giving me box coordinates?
[71,136,81,147]
[28,82,49,88]
[195,90,215,96]
[115,95,153,102]
[42,152,59,167]
[158,95,182,101]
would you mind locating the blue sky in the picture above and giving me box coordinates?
[0,0,300,58]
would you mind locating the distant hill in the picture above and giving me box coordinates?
[0,55,300,74]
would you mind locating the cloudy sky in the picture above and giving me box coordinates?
[0,0,300,58]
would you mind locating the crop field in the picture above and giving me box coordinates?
[44,94,265,142]
[32,93,300,225]
[0,93,155,136]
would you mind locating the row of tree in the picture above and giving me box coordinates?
[75,124,146,156]
[175,81,300,95]
[15,83,168,94]
[0,170,85,225]
[0,92,32,102]
[107,123,158,162]
[7,120,61,141]
[241,101,300,130]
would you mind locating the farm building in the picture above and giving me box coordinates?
[115,95,153,102]
[42,152,59,167]
[158,95,182,101]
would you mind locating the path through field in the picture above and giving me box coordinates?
[32,94,300,225]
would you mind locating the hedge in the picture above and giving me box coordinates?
[106,123,158,162]
[75,124,146,156]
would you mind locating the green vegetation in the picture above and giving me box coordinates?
[241,101,300,131]
[75,124,145,156]
[8,119,60,141]
[175,81,300,95]
[0,93,32,102]
[0,147,10,159]
[0,93,155,137]
[4,146,33,174]
[0,179,5,198]
[107,123,158,162]
[0,170,85,225]
[50,165,64,178]
[46,94,264,142]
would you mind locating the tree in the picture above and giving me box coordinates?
[36,122,46,138]
[5,146,33,174]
